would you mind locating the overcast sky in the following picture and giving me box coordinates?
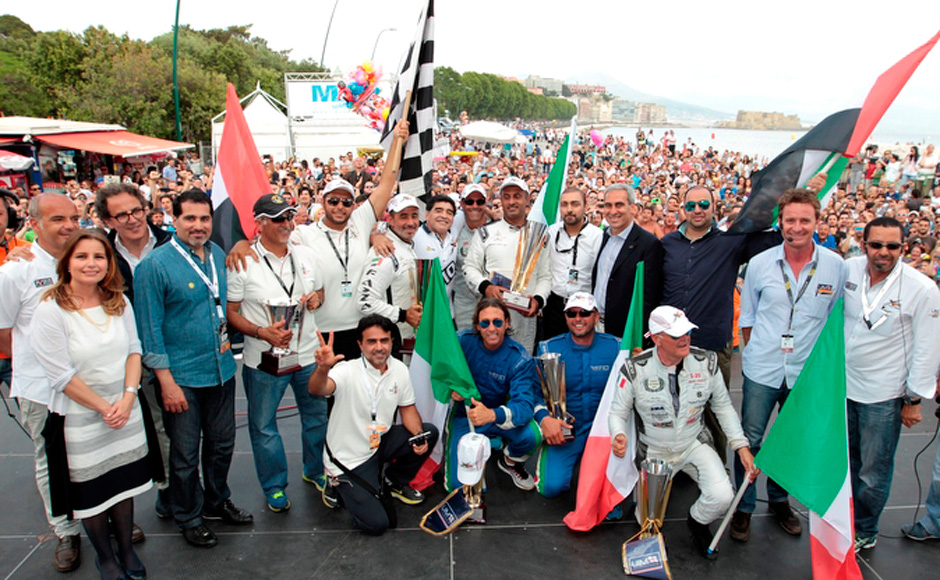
[8,1,940,128]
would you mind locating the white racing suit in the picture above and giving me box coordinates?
[462,220,552,353]
[357,230,417,346]
[609,346,748,525]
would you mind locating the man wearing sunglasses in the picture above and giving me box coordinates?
[843,216,940,551]
[534,293,619,499]
[452,184,492,330]
[732,188,846,543]
[609,306,756,560]
[225,194,327,513]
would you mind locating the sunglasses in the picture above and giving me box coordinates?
[684,200,710,211]
[463,198,486,206]
[565,309,594,319]
[269,215,293,223]
[478,318,505,329]
[326,197,354,207]
[865,241,902,251]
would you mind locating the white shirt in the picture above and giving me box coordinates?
[357,230,417,340]
[0,243,58,404]
[227,241,323,369]
[593,222,634,315]
[114,229,157,274]
[546,221,603,297]
[324,357,415,474]
[291,202,377,332]
[844,257,940,403]
[740,244,846,388]
[462,219,552,300]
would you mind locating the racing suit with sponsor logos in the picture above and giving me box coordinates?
[609,346,748,524]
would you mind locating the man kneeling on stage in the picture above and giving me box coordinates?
[609,306,757,559]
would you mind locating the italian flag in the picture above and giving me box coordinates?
[563,262,645,531]
[529,116,577,227]
[409,259,480,491]
[756,300,862,580]
[210,83,271,251]
[730,31,940,234]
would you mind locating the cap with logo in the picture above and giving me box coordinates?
[647,305,698,338]
[387,193,419,214]
[456,432,491,486]
[253,193,296,219]
[461,183,487,200]
[323,178,356,197]
[497,175,529,196]
[564,292,597,312]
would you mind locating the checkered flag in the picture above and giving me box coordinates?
[379,0,435,198]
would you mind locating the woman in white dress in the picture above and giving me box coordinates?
[32,229,152,580]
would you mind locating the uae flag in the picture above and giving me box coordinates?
[756,300,862,580]
[563,262,644,531]
[379,0,435,199]
[730,31,940,234]
[529,117,577,227]
[409,258,480,491]
[210,83,270,251]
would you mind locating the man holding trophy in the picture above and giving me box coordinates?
[463,176,552,353]
[534,292,619,498]
[609,305,757,560]
[226,194,327,513]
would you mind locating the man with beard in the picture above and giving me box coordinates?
[452,184,491,330]
[542,188,603,340]
[308,316,437,535]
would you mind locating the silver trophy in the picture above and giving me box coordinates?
[258,297,304,376]
[536,353,575,442]
[501,220,549,312]
[622,459,674,579]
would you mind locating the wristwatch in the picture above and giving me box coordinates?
[902,394,921,406]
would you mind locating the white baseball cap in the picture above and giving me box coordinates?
[387,193,419,214]
[648,305,698,338]
[497,175,529,196]
[564,292,597,312]
[322,178,355,197]
[457,432,491,486]
[460,183,487,200]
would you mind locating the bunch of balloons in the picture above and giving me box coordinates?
[342,61,391,132]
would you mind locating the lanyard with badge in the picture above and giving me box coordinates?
[778,260,816,353]
[171,238,230,353]
[861,266,902,331]
[359,359,389,449]
[324,226,353,297]
[258,241,303,333]
[555,223,584,285]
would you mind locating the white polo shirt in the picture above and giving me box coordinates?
[324,356,415,475]
[227,240,323,369]
[0,243,58,404]
[844,257,940,403]
[291,202,377,332]
[546,220,603,298]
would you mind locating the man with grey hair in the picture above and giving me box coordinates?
[591,183,663,340]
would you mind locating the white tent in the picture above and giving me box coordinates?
[459,121,527,145]
[212,83,292,161]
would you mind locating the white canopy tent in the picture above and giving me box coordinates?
[458,121,527,145]
[212,84,293,161]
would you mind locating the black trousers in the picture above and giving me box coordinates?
[335,423,439,535]
[541,292,569,341]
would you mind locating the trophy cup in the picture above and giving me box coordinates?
[420,432,489,535]
[536,353,575,442]
[258,297,303,376]
[622,459,674,579]
[499,219,549,312]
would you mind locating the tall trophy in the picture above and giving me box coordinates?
[622,459,674,579]
[536,353,574,442]
[494,219,549,312]
[258,297,303,376]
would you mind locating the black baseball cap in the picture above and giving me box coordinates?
[253,193,296,219]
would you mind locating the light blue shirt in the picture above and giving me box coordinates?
[593,222,634,315]
[740,243,846,388]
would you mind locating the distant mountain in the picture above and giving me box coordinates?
[564,72,736,125]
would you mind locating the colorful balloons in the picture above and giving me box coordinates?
[590,130,603,147]
[344,61,388,131]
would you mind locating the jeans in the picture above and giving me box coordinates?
[19,399,82,538]
[917,435,940,536]
[162,378,236,530]
[0,358,11,389]
[243,364,327,494]
[848,397,903,537]
[734,374,791,514]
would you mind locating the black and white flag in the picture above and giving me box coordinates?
[380,0,435,199]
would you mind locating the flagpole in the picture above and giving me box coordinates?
[707,474,752,554]
[384,90,413,176]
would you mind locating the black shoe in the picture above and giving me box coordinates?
[154,489,171,519]
[687,514,718,560]
[203,499,253,525]
[386,479,425,505]
[497,454,535,491]
[730,511,751,542]
[181,524,218,548]
[322,482,340,509]
[769,501,803,536]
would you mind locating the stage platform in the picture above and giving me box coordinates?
[1,354,938,579]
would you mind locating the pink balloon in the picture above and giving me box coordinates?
[590,130,603,147]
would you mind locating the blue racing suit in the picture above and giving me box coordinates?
[534,332,620,497]
[444,331,541,491]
